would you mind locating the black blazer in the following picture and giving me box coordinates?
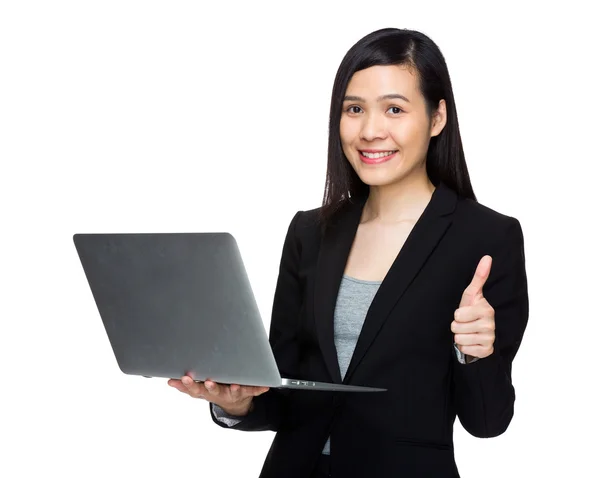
[212,182,529,478]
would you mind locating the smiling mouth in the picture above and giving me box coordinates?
[360,150,397,159]
[359,150,398,164]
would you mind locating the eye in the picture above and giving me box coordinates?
[345,105,362,114]
[388,106,404,115]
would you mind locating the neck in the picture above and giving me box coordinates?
[362,174,435,224]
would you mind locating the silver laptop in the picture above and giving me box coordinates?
[73,232,386,393]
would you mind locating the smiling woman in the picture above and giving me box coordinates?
[321,29,475,228]
[340,66,446,185]
[170,27,529,478]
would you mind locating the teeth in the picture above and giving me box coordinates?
[361,151,396,159]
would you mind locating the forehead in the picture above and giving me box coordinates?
[345,65,420,100]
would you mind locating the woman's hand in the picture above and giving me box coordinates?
[167,375,270,417]
[452,255,496,359]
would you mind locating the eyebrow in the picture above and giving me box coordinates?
[343,93,410,103]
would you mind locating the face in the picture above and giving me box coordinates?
[340,65,446,188]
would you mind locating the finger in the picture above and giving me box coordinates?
[453,305,480,323]
[239,385,269,397]
[204,380,221,396]
[239,385,255,398]
[452,316,495,335]
[454,302,494,324]
[252,386,270,396]
[170,377,210,398]
[461,256,492,305]
[454,333,488,346]
[457,344,493,358]
[182,376,206,398]
[451,319,480,334]
[229,384,242,401]
[168,380,190,394]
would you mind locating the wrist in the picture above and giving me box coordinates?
[220,400,253,417]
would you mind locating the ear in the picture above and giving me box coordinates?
[430,99,447,138]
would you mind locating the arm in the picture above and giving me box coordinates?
[210,211,304,432]
[453,217,529,437]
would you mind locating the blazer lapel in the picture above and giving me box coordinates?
[313,196,366,384]
[313,182,458,385]
[343,182,457,383]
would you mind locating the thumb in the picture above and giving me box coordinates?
[460,255,492,306]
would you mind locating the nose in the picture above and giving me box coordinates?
[360,112,387,141]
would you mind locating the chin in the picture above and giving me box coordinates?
[355,170,400,187]
[351,161,397,184]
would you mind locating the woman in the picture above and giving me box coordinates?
[168,27,529,477]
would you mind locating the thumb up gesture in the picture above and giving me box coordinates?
[451,255,496,360]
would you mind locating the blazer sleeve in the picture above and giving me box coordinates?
[452,217,529,438]
[210,211,303,432]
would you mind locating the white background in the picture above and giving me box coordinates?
[1,1,598,476]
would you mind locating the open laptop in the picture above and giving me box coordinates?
[73,232,386,393]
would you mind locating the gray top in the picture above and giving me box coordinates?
[212,274,475,452]
[322,274,381,454]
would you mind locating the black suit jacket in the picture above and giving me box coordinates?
[212,182,529,478]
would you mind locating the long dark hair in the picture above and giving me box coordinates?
[320,28,476,225]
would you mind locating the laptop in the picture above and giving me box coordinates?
[73,232,386,393]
